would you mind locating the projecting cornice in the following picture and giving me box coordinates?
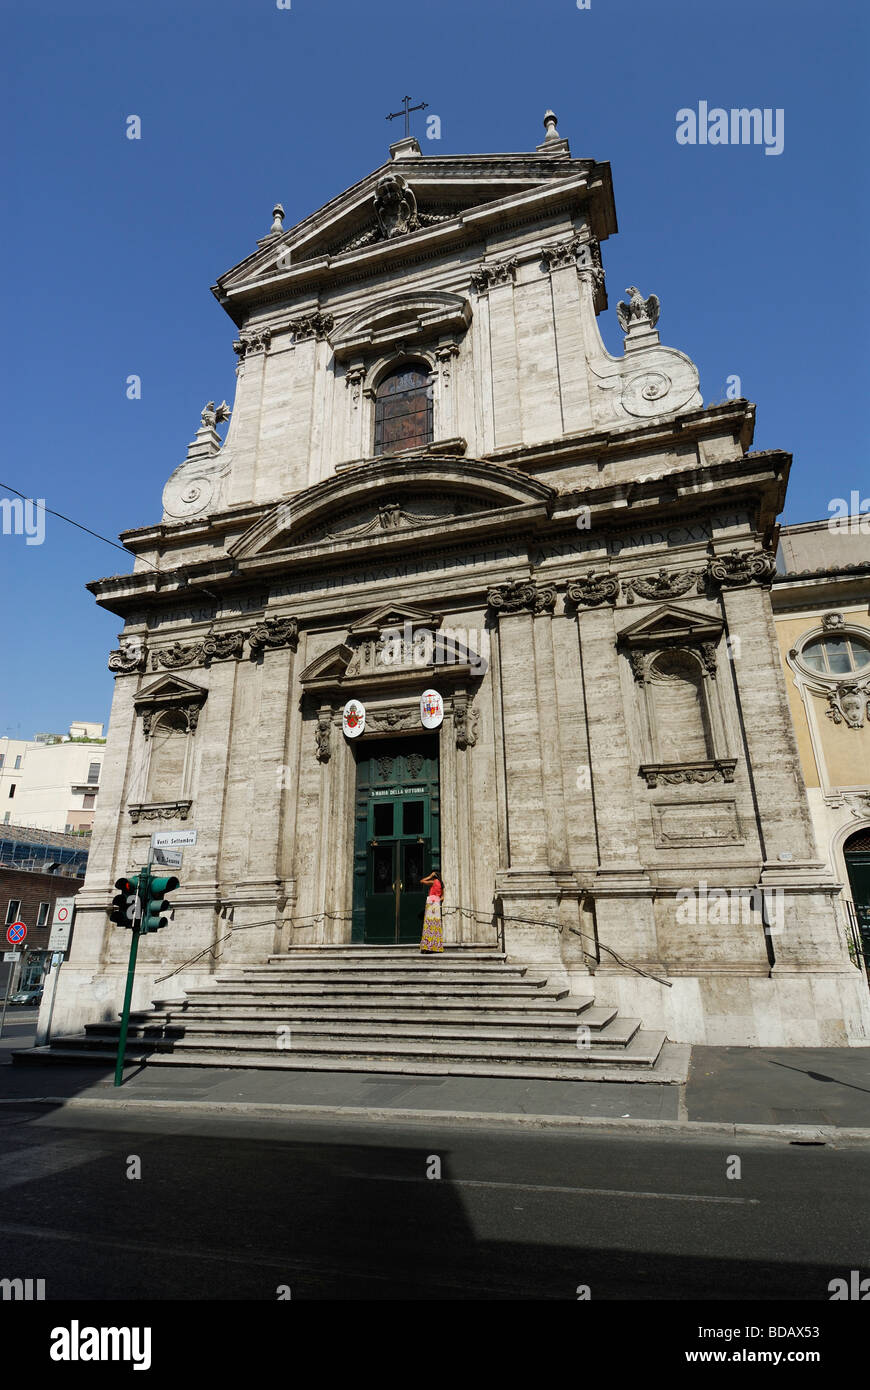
[486,400,759,471]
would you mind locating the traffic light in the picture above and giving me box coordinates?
[140,874,179,934]
[109,876,141,930]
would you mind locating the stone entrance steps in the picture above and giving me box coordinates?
[17,946,674,1082]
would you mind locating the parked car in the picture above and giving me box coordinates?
[9,989,43,1007]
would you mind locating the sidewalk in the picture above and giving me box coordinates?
[1,1033,868,1134]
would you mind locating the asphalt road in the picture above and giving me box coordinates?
[0,1100,866,1300]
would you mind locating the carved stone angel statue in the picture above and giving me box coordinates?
[616,286,661,333]
[200,400,231,429]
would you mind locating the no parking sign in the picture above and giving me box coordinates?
[6,922,26,947]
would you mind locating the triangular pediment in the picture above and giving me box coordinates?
[618,604,723,646]
[133,674,208,706]
[213,150,614,320]
[348,604,440,636]
[300,614,487,693]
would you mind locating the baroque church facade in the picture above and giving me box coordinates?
[54,114,870,1049]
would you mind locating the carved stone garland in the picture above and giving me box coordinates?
[622,568,703,605]
[112,615,301,676]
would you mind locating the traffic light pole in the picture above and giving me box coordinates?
[113,853,152,1088]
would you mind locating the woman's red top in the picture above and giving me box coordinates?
[429,878,442,899]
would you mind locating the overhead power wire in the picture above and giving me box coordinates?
[0,482,160,570]
[0,481,222,600]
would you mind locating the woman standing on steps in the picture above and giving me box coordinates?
[419,871,444,953]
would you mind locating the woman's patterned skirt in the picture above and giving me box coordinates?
[420,895,443,953]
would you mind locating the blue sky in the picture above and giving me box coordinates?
[1,0,867,737]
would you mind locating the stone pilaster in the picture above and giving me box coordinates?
[575,602,659,967]
[719,580,850,973]
[484,275,521,448]
[488,580,571,973]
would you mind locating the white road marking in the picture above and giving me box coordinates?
[346,1173,758,1203]
[0,1144,105,1193]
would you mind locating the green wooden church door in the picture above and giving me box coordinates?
[352,736,440,943]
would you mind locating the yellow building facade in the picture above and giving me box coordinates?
[774,519,870,969]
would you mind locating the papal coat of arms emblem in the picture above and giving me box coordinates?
[342,699,366,738]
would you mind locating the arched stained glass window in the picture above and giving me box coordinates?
[374,363,433,455]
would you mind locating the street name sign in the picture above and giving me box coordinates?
[151,830,197,849]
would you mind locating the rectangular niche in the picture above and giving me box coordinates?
[652,799,743,849]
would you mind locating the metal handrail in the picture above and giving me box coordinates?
[845,899,868,983]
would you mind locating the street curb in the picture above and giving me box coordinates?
[1,1095,869,1144]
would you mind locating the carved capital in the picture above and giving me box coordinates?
[232,328,272,359]
[108,641,147,675]
[541,237,604,285]
[470,257,518,294]
[487,579,556,617]
[288,312,334,342]
[705,549,777,590]
[565,571,619,607]
[201,630,246,665]
[248,616,299,658]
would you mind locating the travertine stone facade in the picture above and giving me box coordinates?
[50,123,870,1047]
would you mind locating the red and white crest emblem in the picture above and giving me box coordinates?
[420,689,444,730]
[342,699,366,738]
